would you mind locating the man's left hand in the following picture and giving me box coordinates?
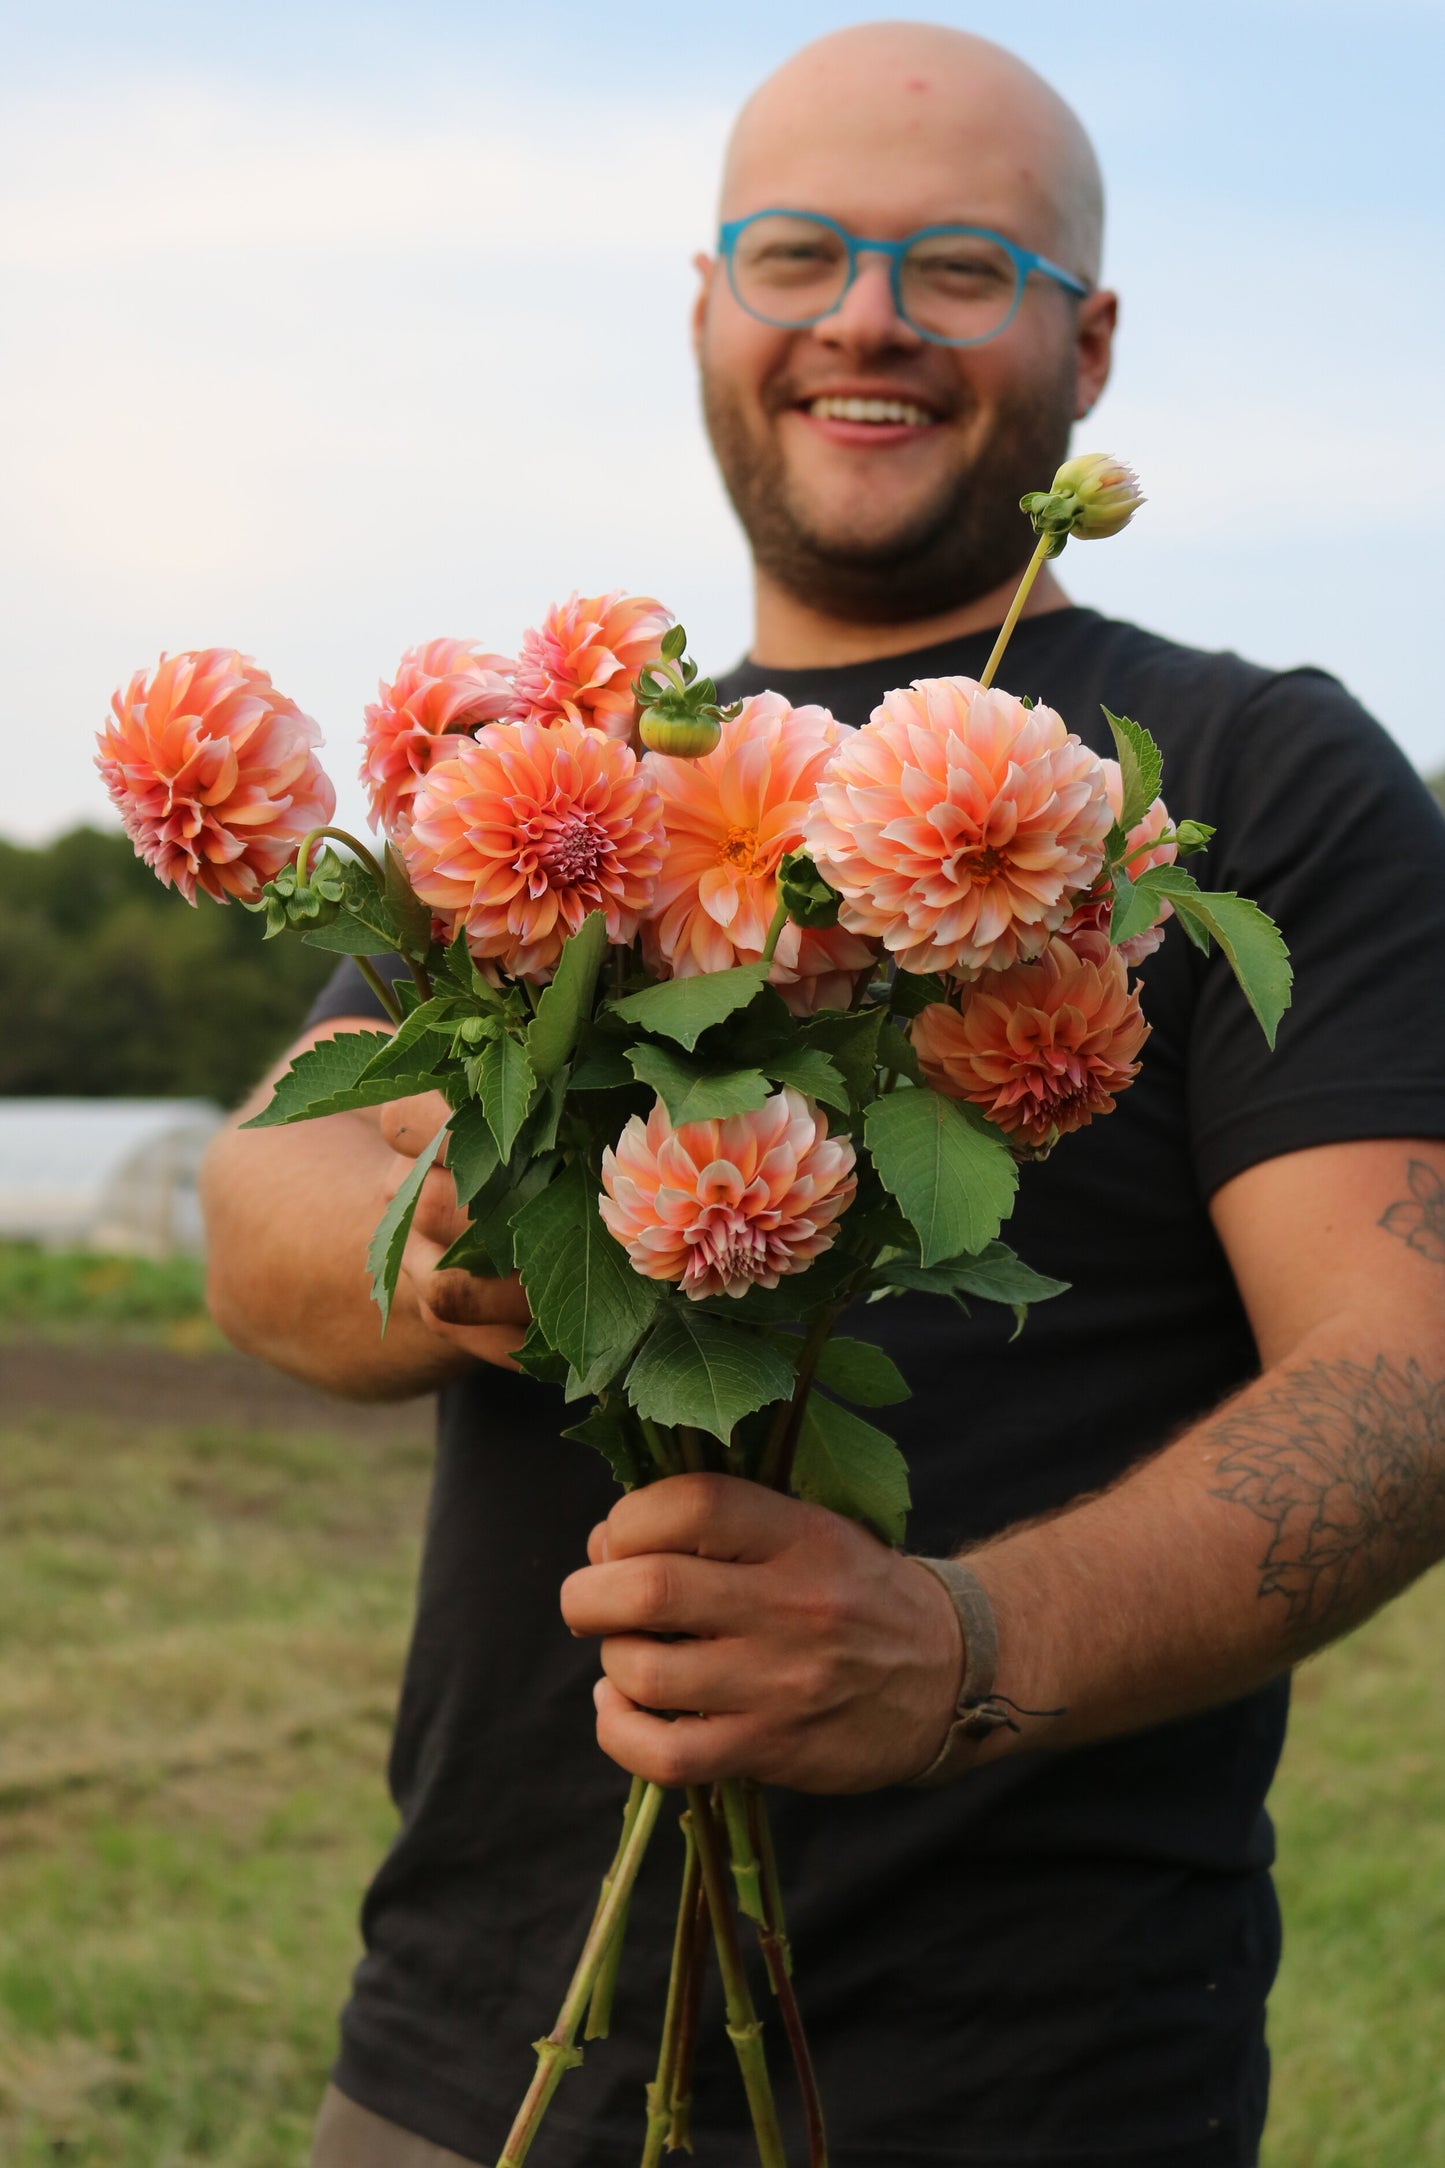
[559,1473,962,1793]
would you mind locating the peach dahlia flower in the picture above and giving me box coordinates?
[802,677,1112,978]
[641,692,877,1015]
[96,649,334,905]
[402,718,664,980]
[1061,759,1179,969]
[509,590,673,741]
[361,638,516,838]
[599,1088,857,1301]
[911,938,1149,1155]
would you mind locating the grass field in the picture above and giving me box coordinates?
[0,1306,1442,2164]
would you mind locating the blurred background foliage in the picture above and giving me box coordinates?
[0,829,337,1103]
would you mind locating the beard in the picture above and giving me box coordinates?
[701,357,1076,625]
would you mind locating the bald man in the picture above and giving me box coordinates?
[203,23,1445,2168]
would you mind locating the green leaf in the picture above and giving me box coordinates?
[801,1008,884,1108]
[512,1160,661,1395]
[1108,865,1175,949]
[610,963,770,1051]
[813,1335,911,1406]
[383,844,434,961]
[625,1307,795,1442]
[440,1152,558,1276]
[241,1030,435,1128]
[792,1395,911,1545]
[627,1043,771,1124]
[659,622,688,662]
[512,1320,571,1384]
[1147,869,1293,1048]
[887,971,947,1020]
[876,1021,923,1085]
[563,1404,650,1489]
[758,1044,851,1114]
[366,1125,445,1330]
[875,1240,1069,1307]
[299,856,403,956]
[777,848,841,929]
[357,996,458,1080]
[1103,707,1164,833]
[479,1034,538,1157]
[569,1032,638,1091]
[445,1099,501,1205]
[864,1089,1017,1266]
[527,910,608,1081]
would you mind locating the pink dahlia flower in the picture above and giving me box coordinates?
[1061,759,1179,969]
[96,649,334,905]
[911,938,1149,1156]
[402,717,664,980]
[802,676,1112,978]
[509,590,673,741]
[599,1087,857,1301]
[641,692,877,1015]
[360,637,517,839]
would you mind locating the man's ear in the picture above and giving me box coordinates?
[1074,287,1118,419]
[691,251,714,360]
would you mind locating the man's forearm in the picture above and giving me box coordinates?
[968,1309,1445,1758]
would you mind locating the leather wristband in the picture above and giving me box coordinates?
[906,1555,1016,1785]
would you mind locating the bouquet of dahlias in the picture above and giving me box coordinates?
[97,457,1291,2168]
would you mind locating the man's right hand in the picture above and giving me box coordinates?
[381,1091,532,1370]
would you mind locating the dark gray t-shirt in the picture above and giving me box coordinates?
[308,608,1445,2166]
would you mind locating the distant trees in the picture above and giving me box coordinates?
[0,828,337,1103]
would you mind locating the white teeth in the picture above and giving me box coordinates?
[808,395,935,426]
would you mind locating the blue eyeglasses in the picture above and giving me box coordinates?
[717,209,1088,348]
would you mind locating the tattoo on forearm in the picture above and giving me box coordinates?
[1379,1159,1445,1266]
[1208,1356,1445,1645]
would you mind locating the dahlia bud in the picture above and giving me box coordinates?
[1021,453,1144,553]
[249,846,347,939]
[638,706,722,758]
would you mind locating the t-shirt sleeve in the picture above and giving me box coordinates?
[1187,666,1445,1194]
[303,956,406,1031]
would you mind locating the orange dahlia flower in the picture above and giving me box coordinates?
[402,718,664,980]
[1061,758,1179,968]
[509,590,673,741]
[641,692,877,1014]
[360,638,516,838]
[96,649,335,905]
[802,677,1111,977]
[912,939,1149,1155]
[599,1087,857,1301]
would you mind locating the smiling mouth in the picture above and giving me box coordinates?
[805,395,938,427]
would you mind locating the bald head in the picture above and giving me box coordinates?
[721,21,1103,285]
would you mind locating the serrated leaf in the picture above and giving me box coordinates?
[1108,865,1175,949]
[864,1089,1017,1265]
[569,1033,638,1091]
[366,1125,446,1329]
[513,1160,661,1395]
[242,1030,435,1128]
[513,1320,571,1384]
[887,971,947,1019]
[801,1008,884,1108]
[610,964,770,1050]
[876,1022,923,1085]
[627,1044,771,1124]
[357,996,458,1081]
[893,1240,1070,1306]
[444,1099,500,1205]
[813,1335,911,1406]
[791,1395,911,1545]
[383,844,434,961]
[1161,876,1293,1048]
[440,1152,558,1276]
[479,1034,538,1157]
[759,1044,850,1114]
[625,1307,795,1442]
[527,911,608,1081]
[301,908,400,956]
[562,1405,650,1490]
[1103,708,1164,833]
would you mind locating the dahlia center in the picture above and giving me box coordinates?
[697,1215,770,1283]
[961,843,1005,877]
[718,826,760,872]
[536,811,608,887]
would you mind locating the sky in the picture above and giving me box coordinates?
[2,0,1443,846]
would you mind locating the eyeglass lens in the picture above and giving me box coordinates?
[729,214,1021,342]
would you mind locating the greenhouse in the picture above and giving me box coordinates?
[0,1098,223,1256]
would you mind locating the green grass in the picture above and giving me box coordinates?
[0,1353,1441,2164]
[0,1242,211,1340]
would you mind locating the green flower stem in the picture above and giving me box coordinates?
[678,1425,707,1474]
[759,894,790,968]
[685,1785,788,2168]
[639,1418,679,1478]
[978,531,1053,693]
[355,955,404,1027]
[667,1853,711,2152]
[720,1778,766,1922]
[496,1780,666,2168]
[585,1773,648,2040]
[757,1304,837,1491]
[748,1784,828,2168]
[641,1814,704,2168]
[294,823,387,892]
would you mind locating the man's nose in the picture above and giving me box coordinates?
[815,251,922,356]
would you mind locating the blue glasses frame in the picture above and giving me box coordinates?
[716,209,1088,347]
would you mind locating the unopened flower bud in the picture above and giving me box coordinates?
[1047,454,1145,540]
[638,705,722,759]
[777,848,841,929]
